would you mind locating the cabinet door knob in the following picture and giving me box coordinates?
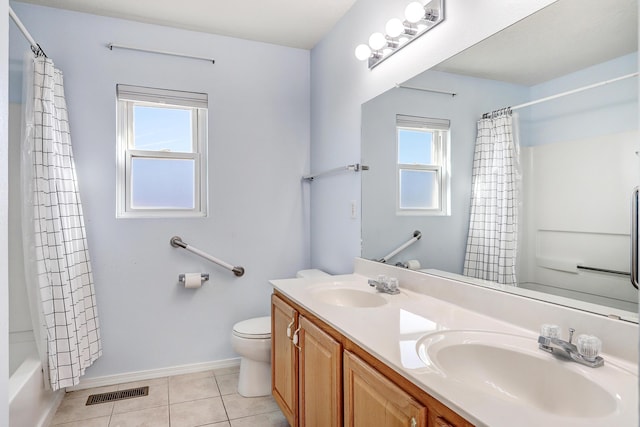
[286,319,295,338]
[410,417,417,427]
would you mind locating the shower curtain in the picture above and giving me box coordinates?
[463,110,520,285]
[21,56,102,390]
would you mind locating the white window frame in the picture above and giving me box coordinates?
[116,85,208,218]
[396,114,451,216]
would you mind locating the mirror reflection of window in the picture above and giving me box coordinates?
[396,115,450,215]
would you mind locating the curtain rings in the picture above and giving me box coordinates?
[482,107,512,120]
[31,43,47,58]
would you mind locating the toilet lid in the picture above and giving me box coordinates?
[233,316,271,339]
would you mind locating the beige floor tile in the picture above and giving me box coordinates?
[109,405,170,427]
[215,373,239,395]
[169,370,214,384]
[51,396,114,425]
[51,416,111,427]
[117,377,168,390]
[230,411,288,427]
[169,375,220,404]
[213,365,240,377]
[201,423,231,427]
[170,397,228,427]
[112,382,169,414]
[222,393,280,420]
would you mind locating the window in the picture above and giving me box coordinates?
[116,85,208,218]
[396,114,450,216]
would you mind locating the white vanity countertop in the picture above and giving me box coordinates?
[270,271,638,427]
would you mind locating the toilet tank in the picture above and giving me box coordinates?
[296,269,330,279]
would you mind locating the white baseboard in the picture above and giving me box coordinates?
[66,357,241,391]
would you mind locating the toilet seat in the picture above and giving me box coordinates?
[232,316,271,339]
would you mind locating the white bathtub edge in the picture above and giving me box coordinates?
[9,356,64,427]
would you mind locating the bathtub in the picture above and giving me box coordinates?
[9,331,64,427]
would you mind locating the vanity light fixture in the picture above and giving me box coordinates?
[355,0,444,69]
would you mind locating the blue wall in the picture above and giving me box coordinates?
[8,2,310,379]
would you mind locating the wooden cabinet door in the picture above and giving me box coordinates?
[344,351,426,427]
[271,294,298,427]
[427,400,473,427]
[299,316,342,427]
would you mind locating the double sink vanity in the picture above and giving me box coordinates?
[270,258,638,427]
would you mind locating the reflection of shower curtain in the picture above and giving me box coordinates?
[463,111,520,285]
[21,56,102,390]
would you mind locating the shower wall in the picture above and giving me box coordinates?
[519,130,639,311]
[2,0,10,423]
[7,102,31,342]
[518,53,639,310]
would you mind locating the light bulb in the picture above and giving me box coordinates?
[368,32,387,51]
[385,18,404,38]
[354,44,372,61]
[405,1,425,23]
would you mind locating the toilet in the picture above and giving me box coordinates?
[231,269,330,397]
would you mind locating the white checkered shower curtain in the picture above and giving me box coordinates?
[22,56,102,390]
[463,112,520,285]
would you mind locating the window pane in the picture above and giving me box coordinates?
[133,106,193,152]
[399,170,438,209]
[398,129,433,165]
[131,158,195,209]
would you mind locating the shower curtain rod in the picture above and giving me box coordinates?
[511,72,638,111]
[8,6,47,57]
[108,43,215,64]
[395,83,457,97]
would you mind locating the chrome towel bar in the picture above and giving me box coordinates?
[170,236,245,277]
[576,265,630,277]
[302,163,369,181]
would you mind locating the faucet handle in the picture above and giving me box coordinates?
[577,334,602,362]
[540,324,560,338]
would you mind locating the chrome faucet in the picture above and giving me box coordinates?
[368,275,400,295]
[538,325,604,368]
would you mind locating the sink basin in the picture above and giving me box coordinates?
[416,330,625,417]
[311,287,387,308]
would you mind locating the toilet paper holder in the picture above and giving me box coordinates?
[178,273,210,285]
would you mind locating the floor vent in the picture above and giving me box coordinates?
[86,386,149,405]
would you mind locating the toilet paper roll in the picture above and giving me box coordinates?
[183,273,203,289]
[405,260,421,270]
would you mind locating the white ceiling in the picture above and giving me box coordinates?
[432,0,638,86]
[14,0,358,49]
[15,0,638,83]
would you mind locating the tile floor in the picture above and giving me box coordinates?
[50,366,289,427]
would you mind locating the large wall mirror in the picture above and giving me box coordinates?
[361,0,639,322]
